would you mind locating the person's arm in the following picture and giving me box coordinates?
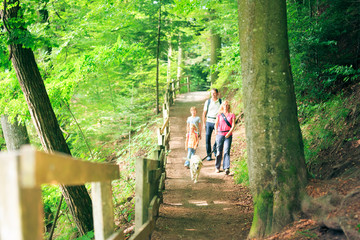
[194,134,199,149]
[202,100,207,130]
[214,115,219,135]
[225,114,236,138]
[185,133,188,150]
[198,121,202,139]
[187,122,190,133]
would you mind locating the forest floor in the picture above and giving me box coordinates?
[150,91,360,240]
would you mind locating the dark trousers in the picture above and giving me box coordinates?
[215,135,232,170]
[205,122,217,158]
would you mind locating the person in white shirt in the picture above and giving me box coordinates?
[202,88,222,161]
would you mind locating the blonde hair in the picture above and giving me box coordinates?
[219,100,231,114]
[190,106,197,112]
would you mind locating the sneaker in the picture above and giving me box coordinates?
[206,156,211,161]
[184,160,190,168]
[225,169,230,175]
[215,168,220,173]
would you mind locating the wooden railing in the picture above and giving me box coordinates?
[130,76,185,239]
[0,78,183,240]
[0,146,123,240]
[164,77,191,106]
[130,102,171,240]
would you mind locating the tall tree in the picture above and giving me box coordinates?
[209,10,221,84]
[155,0,162,114]
[238,0,307,238]
[176,34,183,83]
[1,0,93,234]
[1,115,29,151]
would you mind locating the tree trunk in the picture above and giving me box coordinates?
[210,30,221,84]
[177,34,183,83]
[0,115,30,151]
[209,9,221,85]
[1,0,93,233]
[155,0,162,114]
[9,42,94,235]
[238,0,307,238]
[167,38,172,83]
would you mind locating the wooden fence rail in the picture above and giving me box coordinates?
[130,76,181,239]
[0,78,182,240]
[0,146,123,240]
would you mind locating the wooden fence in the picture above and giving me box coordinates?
[0,146,123,240]
[0,77,182,240]
[164,77,191,106]
[130,81,175,239]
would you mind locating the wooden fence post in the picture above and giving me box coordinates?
[187,76,190,92]
[171,81,176,100]
[157,128,164,146]
[135,158,150,232]
[162,104,169,120]
[0,151,43,240]
[92,181,123,240]
[168,84,173,106]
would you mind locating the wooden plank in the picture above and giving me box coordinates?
[0,152,22,240]
[0,151,43,240]
[160,117,169,134]
[152,168,162,182]
[106,231,124,240]
[159,173,166,192]
[148,196,161,220]
[157,128,164,146]
[92,181,115,240]
[147,158,159,171]
[129,219,154,240]
[165,131,170,151]
[19,145,120,187]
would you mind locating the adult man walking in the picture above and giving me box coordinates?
[202,88,222,161]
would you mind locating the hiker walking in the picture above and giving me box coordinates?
[202,88,222,161]
[184,124,199,168]
[214,101,235,175]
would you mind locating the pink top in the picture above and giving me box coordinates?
[217,113,235,136]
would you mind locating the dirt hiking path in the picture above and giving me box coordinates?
[152,92,252,240]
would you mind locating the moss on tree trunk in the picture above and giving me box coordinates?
[238,0,307,238]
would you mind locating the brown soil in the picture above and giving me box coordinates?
[150,91,360,240]
[152,92,253,240]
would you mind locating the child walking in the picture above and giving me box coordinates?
[187,106,201,138]
[184,124,199,168]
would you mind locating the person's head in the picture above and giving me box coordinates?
[190,124,196,132]
[210,88,219,100]
[190,106,197,116]
[219,100,231,113]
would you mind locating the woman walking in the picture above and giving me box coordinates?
[214,101,235,174]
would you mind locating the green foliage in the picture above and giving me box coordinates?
[214,43,242,92]
[287,0,360,103]
[232,144,249,185]
[75,231,94,240]
[300,94,350,165]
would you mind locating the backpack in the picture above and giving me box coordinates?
[206,98,222,118]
